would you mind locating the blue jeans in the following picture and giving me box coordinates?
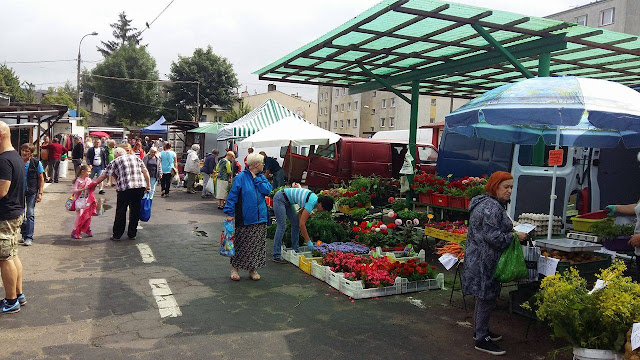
[273,190,300,259]
[149,177,157,199]
[21,193,37,241]
[90,165,103,179]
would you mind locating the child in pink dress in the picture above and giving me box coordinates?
[72,165,97,239]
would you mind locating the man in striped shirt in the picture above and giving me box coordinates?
[272,186,334,263]
[93,147,151,241]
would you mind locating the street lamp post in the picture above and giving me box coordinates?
[76,32,98,118]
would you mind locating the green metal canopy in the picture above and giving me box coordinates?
[216,98,305,140]
[255,0,640,98]
[188,123,225,134]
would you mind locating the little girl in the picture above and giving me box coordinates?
[72,165,97,239]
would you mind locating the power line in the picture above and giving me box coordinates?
[84,90,178,112]
[2,59,76,64]
[88,74,197,84]
[140,0,176,34]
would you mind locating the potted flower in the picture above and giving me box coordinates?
[337,190,371,214]
[526,261,640,359]
[412,172,448,205]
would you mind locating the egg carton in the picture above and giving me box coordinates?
[519,213,562,222]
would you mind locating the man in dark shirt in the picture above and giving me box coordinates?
[71,137,84,174]
[0,121,26,314]
[44,138,67,183]
[260,151,285,189]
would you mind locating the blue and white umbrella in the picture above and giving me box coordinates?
[446,76,640,240]
[447,76,640,131]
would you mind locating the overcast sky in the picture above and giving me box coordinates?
[2,0,595,103]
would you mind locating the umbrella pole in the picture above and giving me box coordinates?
[547,129,561,240]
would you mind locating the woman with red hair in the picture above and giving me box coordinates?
[462,171,527,356]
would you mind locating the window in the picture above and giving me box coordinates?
[575,15,587,26]
[380,118,386,127]
[601,8,614,26]
[325,122,328,129]
[348,102,351,111]
[391,98,396,108]
[342,88,346,95]
[347,119,351,127]
[371,108,376,115]
[430,117,436,123]
[325,107,328,115]
[315,143,336,159]
[418,146,438,163]
[390,117,395,127]
[199,115,208,122]
[341,104,345,112]
[334,121,337,128]
[382,99,387,108]
[340,120,344,128]
[335,89,340,97]
[372,91,376,97]
[325,92,328,100]
[371,127,374,132]
[518,144,568,167]
[320,93,324,101]
[354,101,359,110]
[353,119,358,127]
[214,116,223,122]
[431,98,437,106]
[334,105,338,112]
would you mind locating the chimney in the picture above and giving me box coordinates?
[267,84,276,92]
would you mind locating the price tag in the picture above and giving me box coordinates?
[439,253,459,271]
[548,149,564,166]
[632,323,640,351]
[537,256,559,276]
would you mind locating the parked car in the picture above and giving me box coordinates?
[287,137,437,189]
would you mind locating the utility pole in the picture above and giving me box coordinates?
[76,32,98,118]
[196,81,200,122]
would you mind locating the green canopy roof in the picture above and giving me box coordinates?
[188,123,226,134]
[216,99,305,140]
[255,0,640,99]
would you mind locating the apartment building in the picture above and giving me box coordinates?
[318,86,466,137]
[546,0,640,35]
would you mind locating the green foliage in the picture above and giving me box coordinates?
[97,12,143,57]
[527,261,640,351]
[269,186,285,198]
[223,102,252,123]
[91,43,159,125]
[464,184,486,199]
[357,231,397,248]
[266,212,346,246]
[349,208,369,221]
[165,46,240,122]
[589,222,634,239]
[337,191,370,208]
[390,200,409,213]
[348,175,390,205]
[396,209,423,222]
[40,83,88,118]
[0,64,35,103]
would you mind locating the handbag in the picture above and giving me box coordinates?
[140,193,152,222]
[220,219,235,257]
[75,196,88,210]
[522,239,541,282]
[65,196,76,211]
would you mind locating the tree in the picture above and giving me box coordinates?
[223,102,252,123]
[0,64,35,103]
[91,43,159,125]
[97,12,143,58]
[165,46,239,121]
[40,82,89,119]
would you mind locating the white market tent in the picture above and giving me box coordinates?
[216,98,305,141]
[240,116,341,148]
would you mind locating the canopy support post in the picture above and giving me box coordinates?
[471,23,534,79]
[406,80,420,207]
[538,52,551,77]
[358,64,411,104]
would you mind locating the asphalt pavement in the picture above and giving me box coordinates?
[0,177,563,360]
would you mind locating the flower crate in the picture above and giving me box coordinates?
[339,276,403,300]
[311,261,329,281]
[418,192,432,204]
[326,269,344,290]
[431,193,449,207]
[298,255,322,275]
[399,273,445,293]
[281,245,311,266]
[448,195,466,209]
[464,197,471,209]
[385,249,426,264]
[424,227,466,243]
[338,203,372,214]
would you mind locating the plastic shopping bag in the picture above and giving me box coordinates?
[220,219,235,257]
[140,193,152,222]
[522,243,541,282]
[494,234,528,283]
[205,178,215,195]
[65,195,76,211]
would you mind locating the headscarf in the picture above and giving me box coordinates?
[485,171,513,197]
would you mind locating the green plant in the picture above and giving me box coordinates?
[349,208,369,221]
[590,222,634,239]
[526,261,640,351]
[390,200,409,213]
[337,191,371,208]
[266,213,346,246]
[396,209,424,222]
[269,186,285,198]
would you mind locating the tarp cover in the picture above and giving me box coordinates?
[240,116,341,147]
[141,116,169,134]
[216,99,305,140]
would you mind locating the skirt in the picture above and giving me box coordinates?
[231,223,267,271]
[216,179,229,199]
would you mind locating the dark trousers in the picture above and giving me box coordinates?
[72,159,82,175]
[160,173,172,195]
[474,297,497,341]
[49,159,60,182]
[41,160,50,181]
[113,188,145,239]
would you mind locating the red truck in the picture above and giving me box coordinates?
[282,137,438,189]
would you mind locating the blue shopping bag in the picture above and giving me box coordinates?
[140,193,152,222]
[220,220,235,257]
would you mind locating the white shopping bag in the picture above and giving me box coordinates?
[205,178,215,194]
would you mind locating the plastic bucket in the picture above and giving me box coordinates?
[573,348,622,360]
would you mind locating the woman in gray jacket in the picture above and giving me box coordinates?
[462,171,527,356]
[142,147,162,199]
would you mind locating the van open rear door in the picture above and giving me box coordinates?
[281,145,309,183]
[306,143,339,188]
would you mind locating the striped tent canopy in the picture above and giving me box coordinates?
[216,99,305,140]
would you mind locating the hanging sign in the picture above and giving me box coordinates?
[548,149,564,166]
[537,256,559,276]
[632,323,640,351]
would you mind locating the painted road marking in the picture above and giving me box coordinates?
[149,279,182,318]
[136,243,156,263]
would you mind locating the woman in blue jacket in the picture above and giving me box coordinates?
[223,153,272,281]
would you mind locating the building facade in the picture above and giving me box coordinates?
[546,0,640,35]
[235,84,317,122]
[317,86,466,138]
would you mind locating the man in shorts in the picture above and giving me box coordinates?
[0,121,26,314]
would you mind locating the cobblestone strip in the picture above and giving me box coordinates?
[149,279,182,318]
